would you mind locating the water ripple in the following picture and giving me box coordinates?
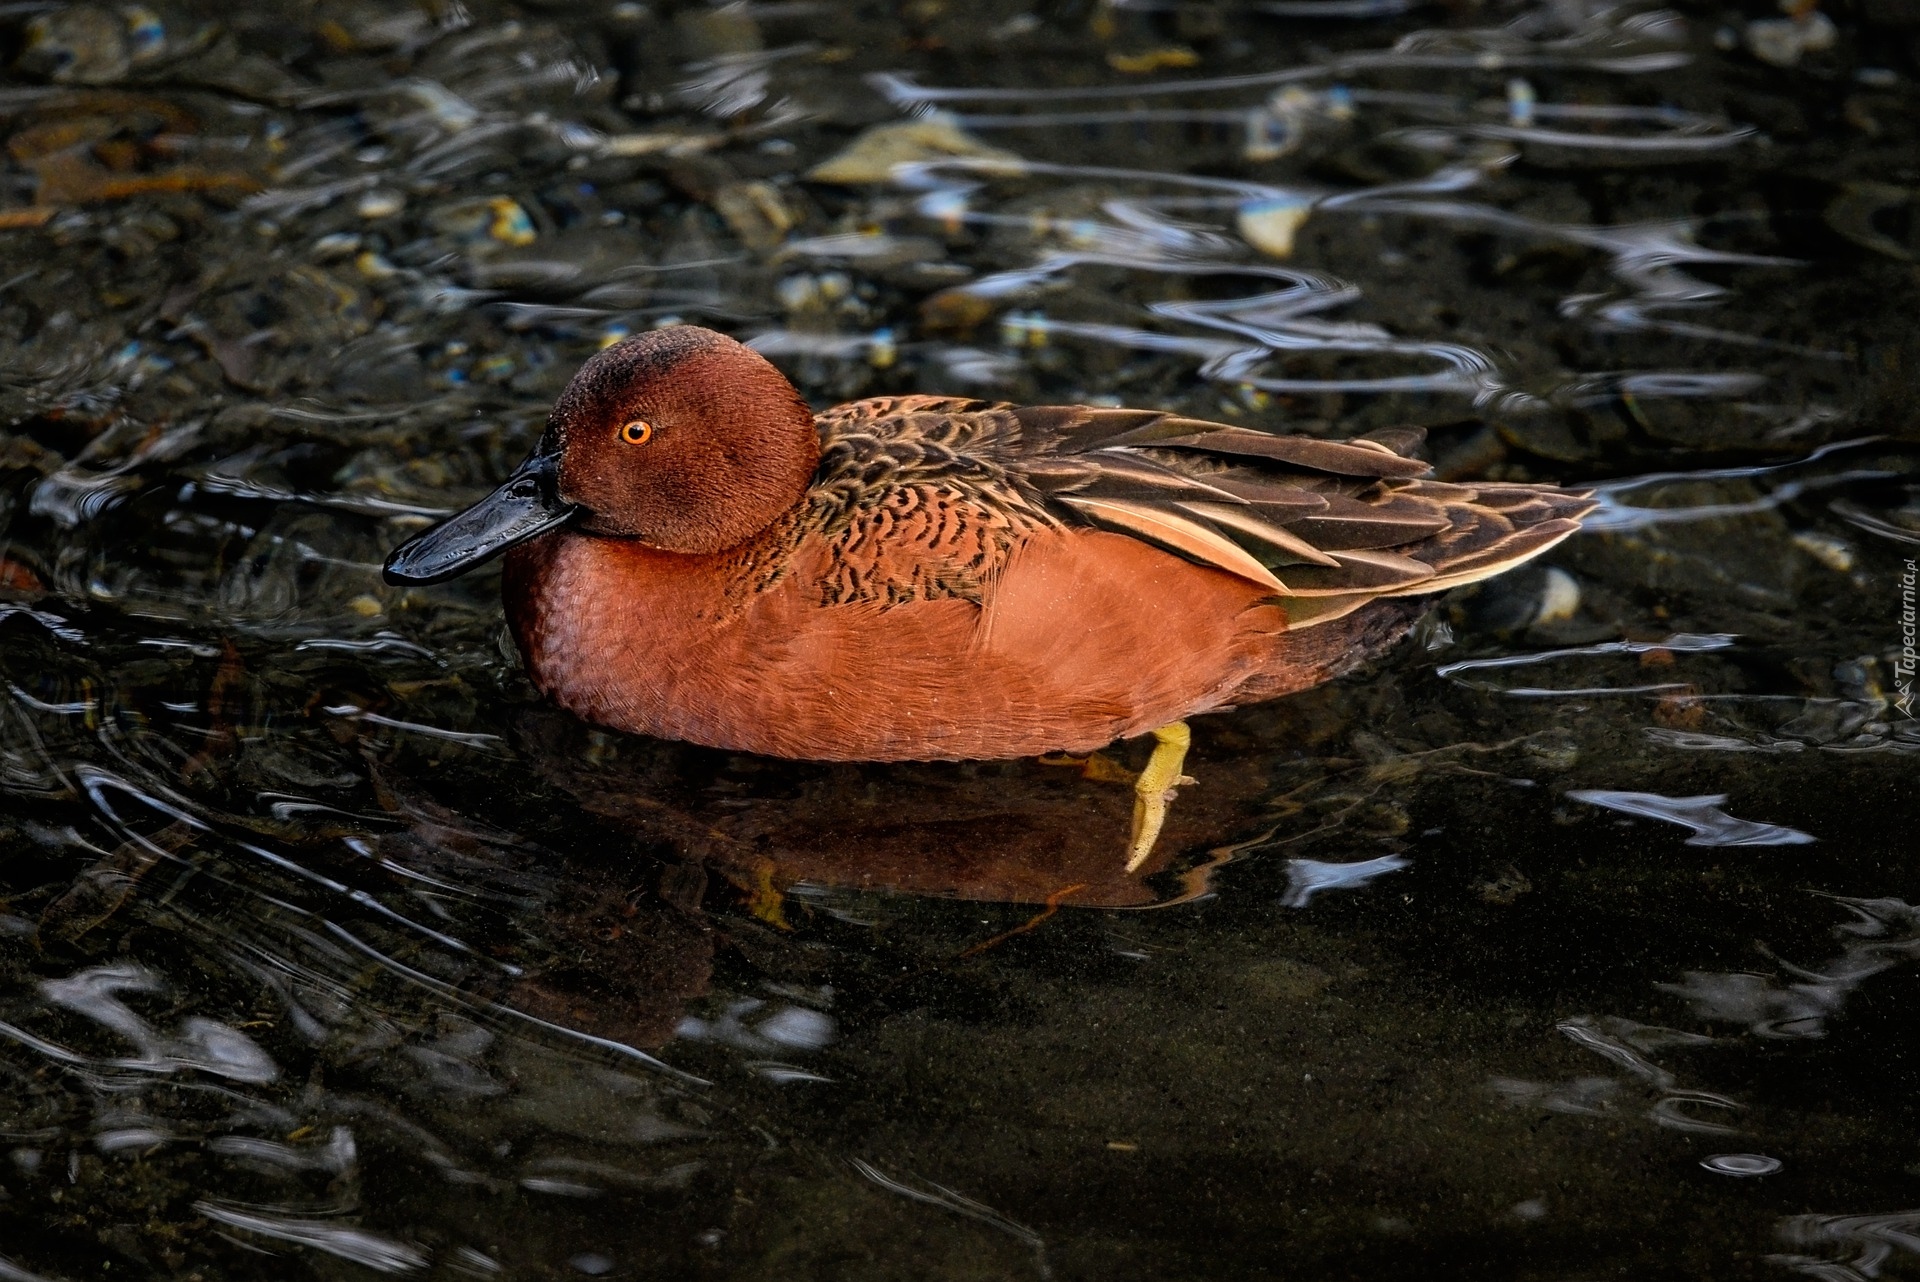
[1565,789,1816,847]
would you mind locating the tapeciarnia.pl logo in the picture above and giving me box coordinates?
[1898,557,1917,718]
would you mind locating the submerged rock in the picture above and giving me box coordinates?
[18,6,131,85]
[1238,196,1313,259]
[807,117,1022,185]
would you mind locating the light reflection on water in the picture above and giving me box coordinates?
[0,0,1917,1276]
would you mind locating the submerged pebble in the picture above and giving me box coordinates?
[807,117,1023,184]
[356,190,405,219]
[313,232,362,259]
[1106,46,1200,74]
[1792,530,1855,572]
[404,79,482,131]
[673,5,763,59]
[19,6,130,84]
[1506,77,1537,127]
[710,182,796,253]
[1534,567,1582,624]
[488,197,538,247]
[920,286,996,332]
[1238,196,1313,259]
[355,250,400,279]
[124,6,165,62]
[1746,11,1836,66]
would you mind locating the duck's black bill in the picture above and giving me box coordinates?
[382,449,576,585]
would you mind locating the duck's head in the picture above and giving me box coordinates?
[383,326,818,584]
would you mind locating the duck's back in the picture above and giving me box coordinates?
[503,398,1592,761]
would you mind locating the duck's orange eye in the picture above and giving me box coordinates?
[619,420,653,445]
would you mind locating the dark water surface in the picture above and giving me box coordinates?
[2,0,1918,1277]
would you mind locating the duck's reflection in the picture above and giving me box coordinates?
[450,703,1295,1052]
[517,704,1271,913]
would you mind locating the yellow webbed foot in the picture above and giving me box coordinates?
[1125,721,1194,872]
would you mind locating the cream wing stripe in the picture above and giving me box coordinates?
[1058,495,1290,593]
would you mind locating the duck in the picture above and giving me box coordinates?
[385,325,1594,869]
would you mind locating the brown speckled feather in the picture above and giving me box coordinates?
[799,396,1594,620]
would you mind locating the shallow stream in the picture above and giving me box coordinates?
[1,0,1918,1277]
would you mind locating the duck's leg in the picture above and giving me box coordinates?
[1126,721,1195,872]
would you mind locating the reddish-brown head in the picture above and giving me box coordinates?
[549,327,819,553]
[384,327,819,584]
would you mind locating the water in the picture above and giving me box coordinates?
[0,0,1917,1277]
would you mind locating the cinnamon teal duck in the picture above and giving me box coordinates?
[385,325,1595,869]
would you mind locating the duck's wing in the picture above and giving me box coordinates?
[808,398,1592,626]
[999,405,1595,625]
